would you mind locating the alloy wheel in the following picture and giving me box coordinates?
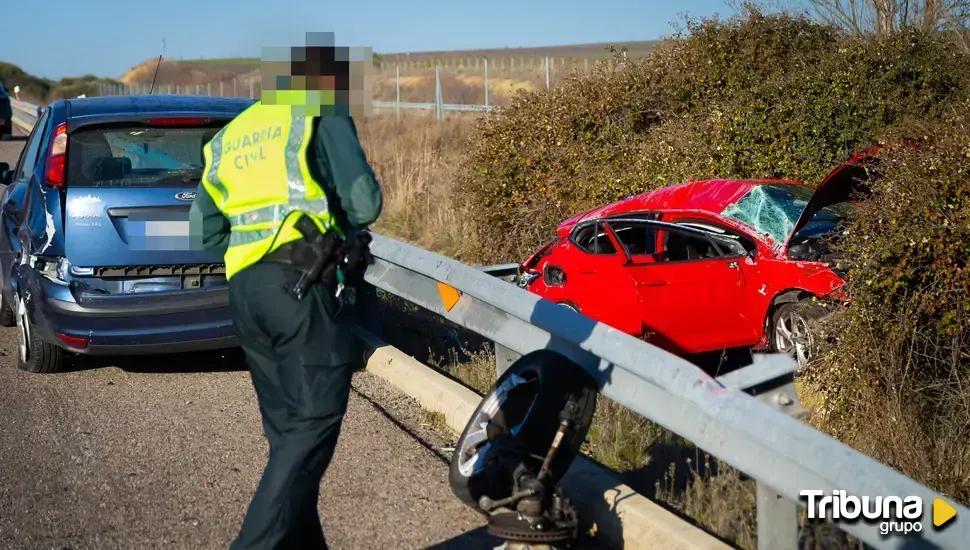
[774,310,812,368]
[456,371,542,479]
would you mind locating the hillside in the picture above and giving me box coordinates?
[0,62,120,104]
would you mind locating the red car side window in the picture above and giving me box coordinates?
[571,223,617,255]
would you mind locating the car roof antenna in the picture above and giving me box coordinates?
[149,54,163,95]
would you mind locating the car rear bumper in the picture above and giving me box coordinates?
[25,272,237,356]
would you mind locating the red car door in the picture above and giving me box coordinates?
[532,221,642,336]
[611,221,751,355]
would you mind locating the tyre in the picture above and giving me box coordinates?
[769,301,823,370]
[15,295,66,374]
[448,349,598,509]
[0,290,14,327]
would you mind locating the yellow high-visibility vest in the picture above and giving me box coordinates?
[200,101,341,280]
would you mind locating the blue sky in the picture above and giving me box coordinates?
[5,0,749,80]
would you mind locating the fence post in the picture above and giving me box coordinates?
[545,56,550,89]
[233,77,238,97]
[220,81,224,97]
[484,57,489,109]
[250,78,254,99]
[395,64,401,118]
[434,65,443,120]
[207,83,211,96]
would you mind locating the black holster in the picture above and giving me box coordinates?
[263,215,374,301]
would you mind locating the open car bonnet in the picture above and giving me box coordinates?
[780,147,883,252]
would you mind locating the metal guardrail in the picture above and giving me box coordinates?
[13,99,969,550]
[363,234,969,550]
[9,98,43,130]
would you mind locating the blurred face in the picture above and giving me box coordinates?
[259,32,372,118]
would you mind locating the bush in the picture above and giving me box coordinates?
[806,103,970,502]
[0,62,122,104]
[455,9,970,263]
[0,61,53,103]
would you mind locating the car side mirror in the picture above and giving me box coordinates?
[0,162,10,184]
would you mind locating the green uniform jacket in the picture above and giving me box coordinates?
[190,115,383,259]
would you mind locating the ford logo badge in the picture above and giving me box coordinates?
[175,191,196,201]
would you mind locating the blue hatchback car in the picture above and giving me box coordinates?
[0,94,255,373]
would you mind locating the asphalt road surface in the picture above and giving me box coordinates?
[0,127,500,549]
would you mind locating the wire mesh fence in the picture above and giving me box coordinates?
[95,54,628,119]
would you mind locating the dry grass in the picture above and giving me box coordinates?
[371,68,553,106]
[355,113,478,261]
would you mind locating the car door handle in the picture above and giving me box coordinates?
[727,261,739,269]
[639,281,668,287]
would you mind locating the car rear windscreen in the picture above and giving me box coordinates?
[67,126,221,188]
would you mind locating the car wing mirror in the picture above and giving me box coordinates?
[0,162,10,184]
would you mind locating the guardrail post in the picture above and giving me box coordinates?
[494,343,521,378]
[233,78,238,97]
[207,83,211,96]
[716,356,805,550]
[220,81,224,97]
[757,481,799,550]
[250,78,254,99]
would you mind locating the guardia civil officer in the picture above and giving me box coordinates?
[189,40,383,549]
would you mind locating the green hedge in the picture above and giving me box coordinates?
[807,105,970,501]
[455,10,970,263]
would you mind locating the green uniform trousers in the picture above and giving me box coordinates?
[227,259,363,550]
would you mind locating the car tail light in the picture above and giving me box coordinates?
[144,117,211,126]
[57,333,88,351]
[46,122,68,188]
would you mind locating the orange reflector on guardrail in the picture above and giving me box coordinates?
[437,282,461,312]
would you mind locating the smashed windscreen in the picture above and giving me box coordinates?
[721,184,855,245]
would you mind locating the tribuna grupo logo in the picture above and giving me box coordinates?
[800,490,924,535]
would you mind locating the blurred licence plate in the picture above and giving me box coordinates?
[146,220,190,236]
[130,220,192,251]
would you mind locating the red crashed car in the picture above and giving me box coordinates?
[518,155,877,367]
